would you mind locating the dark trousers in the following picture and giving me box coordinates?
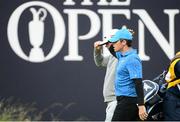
[163,91,180,121]
[112,96,139,121]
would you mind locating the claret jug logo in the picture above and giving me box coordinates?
[7,1,65,63]
[7,0,179,63]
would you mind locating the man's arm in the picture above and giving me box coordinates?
[133,78,148,120]
[133,78,144,105]
[93,41,109,67]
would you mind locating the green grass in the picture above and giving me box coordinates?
[0,97,41,121]
[0,97,89,121]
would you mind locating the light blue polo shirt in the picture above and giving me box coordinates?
[115,48,142,97]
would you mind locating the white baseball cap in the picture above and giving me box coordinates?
[99,29,119,46]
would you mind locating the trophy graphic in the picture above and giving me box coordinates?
[29,7,47,62]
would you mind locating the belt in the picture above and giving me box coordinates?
[116,96,137,104]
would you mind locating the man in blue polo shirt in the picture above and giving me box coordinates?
[108,26,148,121]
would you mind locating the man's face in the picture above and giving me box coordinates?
[105,42,113,48]
[112,40,125,52]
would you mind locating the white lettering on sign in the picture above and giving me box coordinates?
[7,0,179,62]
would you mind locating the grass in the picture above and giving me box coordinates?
[0,97,41,121]
[0,97,89,121]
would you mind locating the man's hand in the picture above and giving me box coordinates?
[138,105,148,120]
[94,41,102,50]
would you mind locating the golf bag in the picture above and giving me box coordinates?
[143,71,167,120]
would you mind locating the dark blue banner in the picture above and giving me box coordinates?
[0,0,180,120]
